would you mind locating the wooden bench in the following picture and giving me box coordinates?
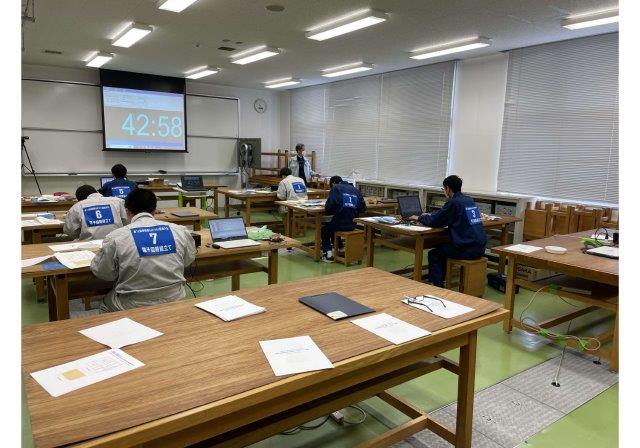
[334,230,364,266]
[445,258,487,298]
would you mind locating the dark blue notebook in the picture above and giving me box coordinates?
[299,292,375,320]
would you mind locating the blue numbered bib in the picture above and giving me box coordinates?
[112,185,132,199]
[131,225,177,257]
[292,182,307,193]
[465,206,482,225]
[342,193,358,208]
[83,205,115,227]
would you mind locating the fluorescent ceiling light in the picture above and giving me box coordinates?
[86,52,114,68]
[322,62,374,78]
[410,37,492,60]
[158,0,199,13]
[562,10,619,29]
[306,9,388,41]
[231,46,281,65]
[112,23,153,48]
[265,78,301,88]
[185,66,220,79]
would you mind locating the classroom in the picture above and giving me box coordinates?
[15,0,628,447]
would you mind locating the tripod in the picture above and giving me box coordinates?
[21,136,42,195]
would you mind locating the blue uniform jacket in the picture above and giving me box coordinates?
[100,178,138,199]
[325,182,367,228]
[418,192,487,250]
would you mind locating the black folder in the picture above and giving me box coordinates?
[299,292,375,320]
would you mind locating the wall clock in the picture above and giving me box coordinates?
[254,98,267,114]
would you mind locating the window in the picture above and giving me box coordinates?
[498,33,618,203]
[290,61,455,185]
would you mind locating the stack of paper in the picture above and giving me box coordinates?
[196,295,266,321]
[351,313,431,345]
[30,349,144,397]
[260,335,333,376]
[49,240,103,252]
[504,244,543,254]
[36,216,64,225]
[54,250,95,269]
[392,224,431,232]
[79,318,163,349]
[21,220,40,227]
[21,255,53,268]
[402,296,474,319]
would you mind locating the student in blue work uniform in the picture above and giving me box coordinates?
[321,176,366,262]
[409,175,487,287]
[99,164,138,199]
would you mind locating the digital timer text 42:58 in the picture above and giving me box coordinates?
[121,113,183,137]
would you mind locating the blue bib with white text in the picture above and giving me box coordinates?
[131,225,177,257]
[83,205,114,227]
[292,182,307,193]
[112,185,132,199]
[465,206,482,225]
[342,193,358,208]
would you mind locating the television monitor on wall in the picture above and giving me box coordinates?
[100,69,187,153]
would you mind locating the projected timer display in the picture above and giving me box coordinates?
[102,86,186,151]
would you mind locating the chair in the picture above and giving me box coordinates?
[333,230,365,266]
[523,202,551,241]
[570,207,604,232]
[546,204,575,236]
[445,258,488,298]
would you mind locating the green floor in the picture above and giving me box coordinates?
[21,213,618,447]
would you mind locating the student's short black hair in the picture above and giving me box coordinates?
[124,188,157,215]
[443,175,463,193]
[329,175,342,187]
[75,185,97,201]
[111,164,127,179]
[279,167,292,177]
[295,143,305,152]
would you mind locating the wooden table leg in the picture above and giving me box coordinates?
[231,274,240,291]
[456,330,477,448]
[32,230,46,300]
[503,254,516,333]
[268,249,278,284]
[413,236,425,282]
[314,214,322,261]
[47,276,56,322]
[224,195,230,218]
[365,225,375,267]
[193,219,201,231]
[610,309,619,372]
[498,224,509,275]
[53,275,70,321]
[246,199,252,226]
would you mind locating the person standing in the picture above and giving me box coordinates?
[289,143,315,185]
[409,175,487,287]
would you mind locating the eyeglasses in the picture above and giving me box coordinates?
[405,295,447,312]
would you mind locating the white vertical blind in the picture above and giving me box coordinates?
[498,33,619,203]
[290,61,455,184]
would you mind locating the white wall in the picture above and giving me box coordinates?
[21,64,283,196]
[448,53,509,192]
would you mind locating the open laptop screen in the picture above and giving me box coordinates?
[209,217,248,241]
[181,175,204,190]
[100,177,114,187]
[397,195,422,218]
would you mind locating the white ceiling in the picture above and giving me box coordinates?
[21,0,619,90]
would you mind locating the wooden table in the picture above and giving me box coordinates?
[276,199,399,261]
[219,188,329,226]
[22,199,76,213]
[22,268,507,448]
[140,184,227,214]
[356,216,521,282]
[492,231,618,371]
[21,230,299,321]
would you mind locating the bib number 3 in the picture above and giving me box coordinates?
[465,206,482,225]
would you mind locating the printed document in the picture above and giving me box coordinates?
[48,240,103,252]
[260,335,334,376]
[79,318,163,349]
[351,313,431,345]
[54,250,95,269]
[21,255,53,268]
[196,295,265,321]
[402,296,474,319]
[30,349,144,397]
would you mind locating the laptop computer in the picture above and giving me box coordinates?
[180,175,205,191]
[100,177,113,187]
[209,217,261,249]
[397,195,423,219]
[171,210,199,217]
[586,246,619,259]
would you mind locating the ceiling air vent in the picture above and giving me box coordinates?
[218,46,235,51]
[42,49,63,55]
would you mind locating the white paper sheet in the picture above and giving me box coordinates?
[351,313,431,345]
[35,216,64,225]
[196,295,266,322]
[30,349,144,397]
[21,220,41,227]
[21,255,54,268]
[22,213,54,219]
[402,296,474,319]
[48,240,103,252]
[79,318,163,349]
[504,244,543,254]
[392,224,431,232]
[259,335,334,376]
[54,250,95,269]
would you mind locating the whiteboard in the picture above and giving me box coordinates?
[21,79,239,174]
